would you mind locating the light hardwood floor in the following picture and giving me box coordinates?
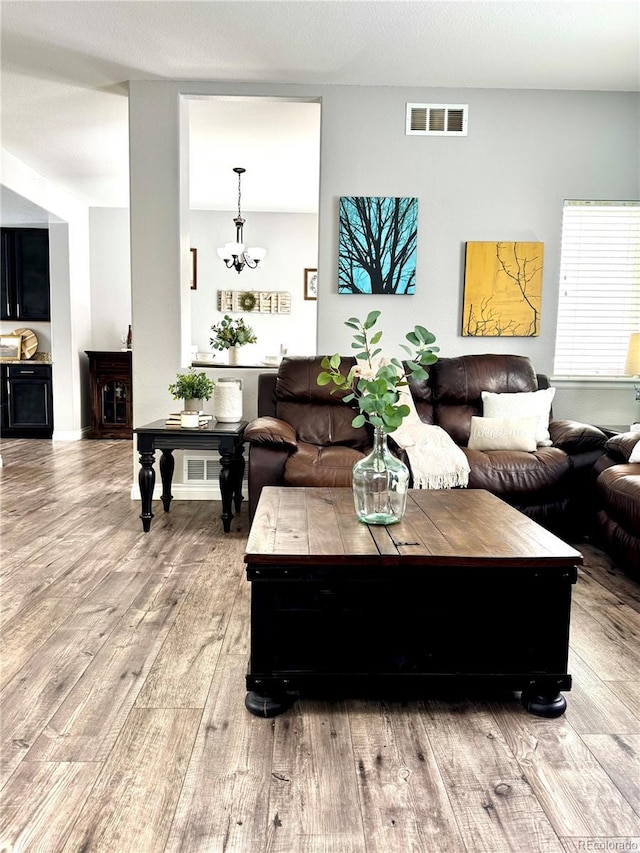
[0,437,639,853]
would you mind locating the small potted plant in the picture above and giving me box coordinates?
[210,314,257,364]
[168,369,215,413]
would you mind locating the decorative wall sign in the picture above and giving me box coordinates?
[304,268,318,300]
[462,241,543,337]
[338,196,418,294]
[217,290,291,314]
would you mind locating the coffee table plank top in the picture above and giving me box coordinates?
[245,487,582,569]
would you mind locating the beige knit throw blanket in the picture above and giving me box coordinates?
[393,382,470,490]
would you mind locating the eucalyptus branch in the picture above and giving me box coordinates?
[317,311,439,433]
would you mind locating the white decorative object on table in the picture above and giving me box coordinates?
[180,411,200,428]
[214,378,243,423]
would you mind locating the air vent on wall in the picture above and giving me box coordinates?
[406,103,468,136]
[184,456,220,483]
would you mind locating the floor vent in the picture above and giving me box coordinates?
[406,103,468,136]
[184,455,221,483]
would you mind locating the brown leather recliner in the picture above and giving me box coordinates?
[593,432,640,577]
[244,354,607,536]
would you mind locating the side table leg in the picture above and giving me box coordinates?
[138,449,155,532]
[159,449,175,512]
[219,448,235,533]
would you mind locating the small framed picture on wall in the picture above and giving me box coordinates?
[190,248,198,290]
[304,268,318,300]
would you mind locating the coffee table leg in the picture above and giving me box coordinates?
[521,689,567,718]
[245,691,292,718]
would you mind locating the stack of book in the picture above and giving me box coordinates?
[165,412,213,428]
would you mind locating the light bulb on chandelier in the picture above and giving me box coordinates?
[217,167,267,274]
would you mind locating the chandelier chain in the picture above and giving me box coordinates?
[237,171,242,219]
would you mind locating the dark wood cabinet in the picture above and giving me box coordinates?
[1,228,51,321]
[0,363,54,438]
[86,350,132,439]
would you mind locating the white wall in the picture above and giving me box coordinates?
[189,209,317,361]
[89,207,131,350]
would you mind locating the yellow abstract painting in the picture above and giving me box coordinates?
[462,241,543,337]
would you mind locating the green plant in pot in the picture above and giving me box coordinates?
[168,369,215,412]
[210,314,257,364]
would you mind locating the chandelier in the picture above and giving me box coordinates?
[217,167,266,273]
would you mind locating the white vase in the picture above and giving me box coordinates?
[228,346,239,365]
[214,378,243,423]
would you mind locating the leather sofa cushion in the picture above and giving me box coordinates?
[277,401,368,449]
[463,447,571,495]
[284,442,367,488]
[597,464,640,527]
[428,354,539,445]
[243,416,297,448]
[604,432,640,463]
[274,356,369,449]
[549,419,607,453]
[431,354,537,403]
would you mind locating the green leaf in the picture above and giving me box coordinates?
[352,414,366,429]
[317,372,332,386]
[330,353,341,369]
[414,325,436,345]
[364,310,381,330]
[370,331,383,345]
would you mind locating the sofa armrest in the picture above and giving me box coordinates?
[244,416,298,449]
[604,431,640,463]
[548,419,607,453]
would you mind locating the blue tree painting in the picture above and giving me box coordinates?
[338,196,418,294]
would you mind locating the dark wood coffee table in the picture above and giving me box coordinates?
[244,487,582,718]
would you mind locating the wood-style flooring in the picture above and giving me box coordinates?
[0,437,639,852]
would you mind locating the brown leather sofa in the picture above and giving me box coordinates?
[593,431,640,576]
[244,354,607,536]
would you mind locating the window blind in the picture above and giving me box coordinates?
[553,200,640,376]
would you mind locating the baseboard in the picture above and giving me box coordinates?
[129,480,247,501]
[52,426,90,441]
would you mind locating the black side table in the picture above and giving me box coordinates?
[133,419,247,532]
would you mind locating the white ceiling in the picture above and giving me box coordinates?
[1,0,638,216]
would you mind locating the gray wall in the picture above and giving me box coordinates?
[129,81,639,446]
[317,87,639,376]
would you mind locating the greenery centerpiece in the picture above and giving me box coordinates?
[317,311,439,432]
[317,311,439,525]
[210,314,257,364]
[168,369,215,412]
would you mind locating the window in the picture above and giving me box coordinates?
[553,200,640,376]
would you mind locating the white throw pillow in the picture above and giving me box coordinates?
[468,416,539,452]
[629,440,640,463]
[481,387,556,446]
